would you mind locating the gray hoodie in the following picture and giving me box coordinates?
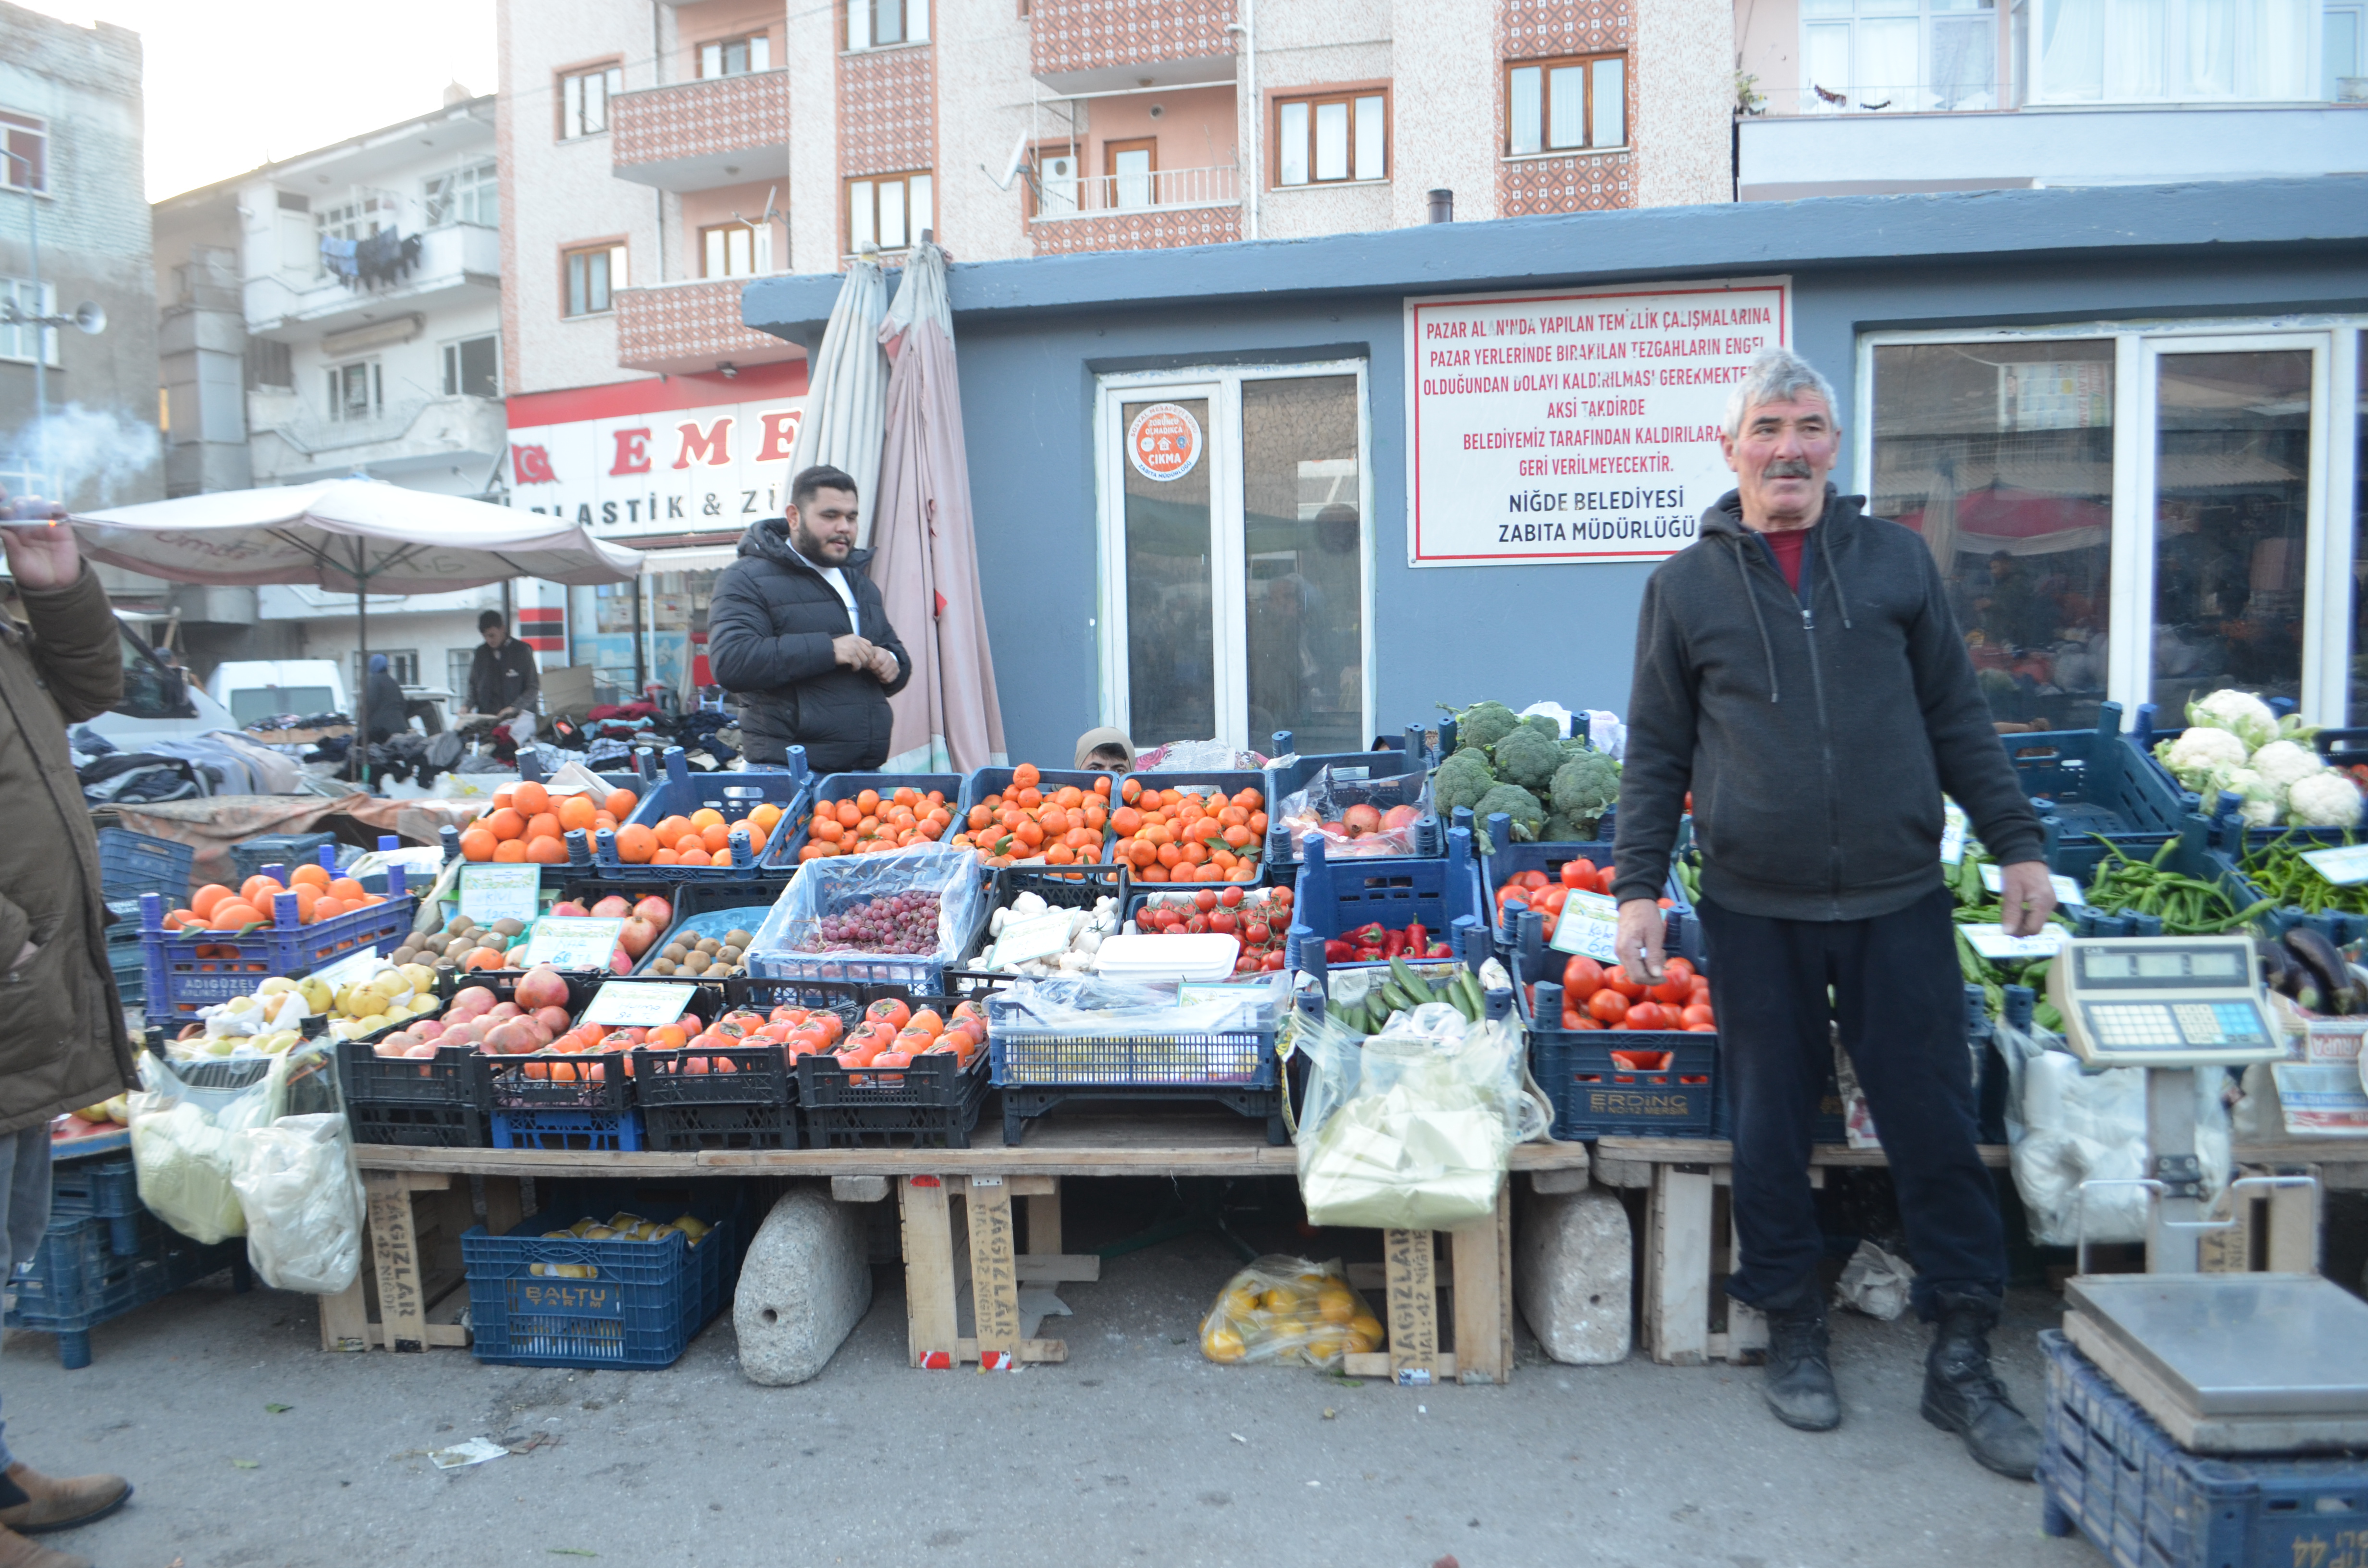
[1611,486,2044,922]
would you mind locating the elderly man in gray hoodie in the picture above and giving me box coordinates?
[1611,348,2051,1480]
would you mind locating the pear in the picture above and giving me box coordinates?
[297,976,334,1012]
[258,976,296,996]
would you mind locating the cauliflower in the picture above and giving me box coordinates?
[1548,751,1621,827]
[2287,770,2365,828]
[1433,749,1497,815]
[2158,725,2249,788]
[2187,689,2280,751]
[1491,725,1563,793]
[1472,784,1545,852]
[1445,700,1521,754]
[2203,764,2273,821]
[2249,738,2324,796]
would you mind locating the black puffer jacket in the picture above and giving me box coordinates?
[707,517,910,771]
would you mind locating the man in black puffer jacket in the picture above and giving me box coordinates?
[708,466,910,771]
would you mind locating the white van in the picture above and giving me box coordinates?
[206,660,349,729]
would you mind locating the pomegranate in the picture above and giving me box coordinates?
[532,1004,571,1036]
[513,964,570,1013]
[483,1019,538,1054]
[411,1018,446,1041]
[609,945,634,974]
[591,895,632,919]
[1342,803,1384,837]
[549,899,589,918]
[618,917,659,958]
[632,894,673,928]
[1381,803,1420,833]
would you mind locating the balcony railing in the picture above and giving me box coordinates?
[615,276,802,377]
[1031,164,1238,220]
[242,223,499,334]
[612,70,790,192]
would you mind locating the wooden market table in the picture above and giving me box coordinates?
[329,1116,1596,1386]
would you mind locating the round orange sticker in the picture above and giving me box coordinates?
[1126,403,1202,482]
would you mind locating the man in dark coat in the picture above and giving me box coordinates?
[362,653,408,743]
[706,466,910,772]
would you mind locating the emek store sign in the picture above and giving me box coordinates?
[1404,277,1790,567]
[505,389,808,532]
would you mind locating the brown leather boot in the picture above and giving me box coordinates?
[0,1524,90,1568]
[0,1463,130,1535]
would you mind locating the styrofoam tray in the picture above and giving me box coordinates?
[1094,933,1240,983]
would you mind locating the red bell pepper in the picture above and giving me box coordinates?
[1383,928,1407,959]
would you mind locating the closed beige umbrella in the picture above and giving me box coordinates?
[869,241,1007,772]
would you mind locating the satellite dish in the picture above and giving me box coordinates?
[984,129,1030,191]
[72,302,105,335]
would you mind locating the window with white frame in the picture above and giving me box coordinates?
[2326,0,2365,96]
[700,34,772,75]
[424,160,498,227]
[847,0,928,49]
[316,192,397,276]
[327,361,381,423]
[2023,0,2312,102]
[0,112,44,192]
[564,243,628,316]
[560,64,625,139]
[1802,0,1998,110]
[1276,91,1387,186]
[0,278,58,367]
[357,649,420,690]
[442,335,499,398]
[1506,54,1628,154]
[1862,319,2358,727]
[846,172,932,253]
[701,221,773,278]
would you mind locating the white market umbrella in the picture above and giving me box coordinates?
[786,250,889,545]
[70,479,642,779]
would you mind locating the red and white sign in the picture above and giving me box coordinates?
[503,362,810,534]
[1404,277,1790,567]
[1126,402,1202,482]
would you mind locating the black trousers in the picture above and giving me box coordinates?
[1699,884,2005,1320]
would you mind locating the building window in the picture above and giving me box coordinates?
[2331,0,2366,97]
[701,221,772,278]
[424,160,499,227]
[2025,0,2311,102]
[846,172,933,253]
[315,192,397,277]
[1506,54,1628,154]
[0,279,57,368]
[1276,91,1387,186]
[0,112,45,193]
[847,0,928,49]
[1105,137,1156,209]
[564,242,628,316]
[699,34,772,75]
[245,339,293,391]
[327,361,381,423]
[442,335,499,397]
[560,63,625,139]
[357,649,420,690]
[1803,0,1997,111]
[1031,147,1080,216]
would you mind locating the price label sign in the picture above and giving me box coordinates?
[1978,862,2086,906]
[1940,800,1973,866]
[1547,891,1621,962]
[580,981,698,1029]
[521,916,624,969]
[2301,843,2368,886]
[1961,922,2068,960]
[458,865,542,925]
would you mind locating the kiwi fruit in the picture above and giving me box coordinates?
[662,942,689,962]
[716,943,743,964]
[649,957,678,975]
[725,928,754,948]
[695,937,721,955]
[493,916,525,937]
[682,952,712,974]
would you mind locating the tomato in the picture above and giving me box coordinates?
[1586,988,1629,1024]
[1519,870,1549,891]
[1560,955,1604,995]
[1194,889,1219,912]
[1625,1002,1666,1030]
[1596,865,1618,894]
[1649,977,1693,1006]
[1681,1004,1716,1029]
[1662,956,1696,986]
[1602,965,1647,1000]
[1540,886,1570,914]
[1496,885,1529,910]
[1219,886,1245,908]
[1560,857,1597,889]
[1243,920,1270,945]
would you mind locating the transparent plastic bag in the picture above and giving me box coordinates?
[1274,765,1434,858]
[231,1113,366,1293]
[751,845,987,966]
[1994,1013,2229,1247]
[1293,1004,1547,1230]
[127,1046,321,1245]
[1197,1254,1382,1367]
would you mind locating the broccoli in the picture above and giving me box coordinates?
[1518,713,1560,744]
[1542,810,1596,843]
[1549,751,1621,825]
[1445,700,1520,754]
[1557,736,1592,763]
[1473,784,1545,853]
[1433,749,1497,816]
[1491,725,1564,793]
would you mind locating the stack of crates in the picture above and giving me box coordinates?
[98,828,193,1014]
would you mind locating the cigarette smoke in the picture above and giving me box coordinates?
[5,403,161,509]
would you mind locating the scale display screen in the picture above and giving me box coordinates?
[2047,936,2289,1067]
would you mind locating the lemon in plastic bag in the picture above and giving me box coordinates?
[1198,1254,1381,1368]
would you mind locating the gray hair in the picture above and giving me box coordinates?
[1724,347,1840,440]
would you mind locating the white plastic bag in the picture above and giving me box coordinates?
[231,1113,366,1293]
[127,1046,328,1245]
[750,845,987,971]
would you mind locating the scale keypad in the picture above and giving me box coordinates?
[2083,1000,2269,1049]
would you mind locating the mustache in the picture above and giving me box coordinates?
[1763,459,1817,479]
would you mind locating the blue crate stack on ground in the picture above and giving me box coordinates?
[9,1205,250,1369]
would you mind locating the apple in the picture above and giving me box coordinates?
[592,895,632,919]
[632,895,673,928]
[618,917,658,958]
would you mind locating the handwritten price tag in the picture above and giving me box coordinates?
[521,917,624,969]
[458,865,541,925]
[1962,923,2067,960]
[2301,844,2368,886]
[580,981,697,1028]
[1547,891,1620,962]
[1978,862,2086,906]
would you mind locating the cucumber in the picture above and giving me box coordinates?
[1389,958,1436,1005]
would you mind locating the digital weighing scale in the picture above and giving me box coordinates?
[2043,935,2368,1452]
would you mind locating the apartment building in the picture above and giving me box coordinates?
[149,91,516,696]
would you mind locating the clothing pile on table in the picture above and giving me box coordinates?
[69,727,304,804]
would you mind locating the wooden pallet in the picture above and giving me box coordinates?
[1334,1178,1514,1385]
[898,1174,1097,1368]
[318,1169,509,1351]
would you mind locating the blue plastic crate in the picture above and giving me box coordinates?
[461,1184,740,1369]
[518,746,658,798]
[1281,826,1483,977]
[1507,939,1719,1138]
[1101,769,1270,877]
[592,747,811,880]
[942,863,1132,997]
[1478,822,1704,968]
[47,1155,143,1257]
[2049,814,2274,933]
[230,833,340,885]
[2038,1330,2368,1568]
[765,770,965,866]
[107,941,146,1011]
[97,827,192,906]
[8,1210,248,1369]
[492,1106,645,1152]
[956,766,1115,813]
[1263,749,1442,863]
[137,868,415,1024]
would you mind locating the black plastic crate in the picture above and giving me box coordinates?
[796,1049,988,1150]
[1002,1083,1287,1147]
[941,862,1129,997]
[641,1100,798,1152]
[337,1038,490,1112]
[230,833,340,884]
[350,1100,491,1148]
[632,1041,796,1108]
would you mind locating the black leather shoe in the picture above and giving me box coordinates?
[1761,1297,1841,1431]
[1921,1296,2041,1480]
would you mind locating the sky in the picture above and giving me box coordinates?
[25,0,500,201]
